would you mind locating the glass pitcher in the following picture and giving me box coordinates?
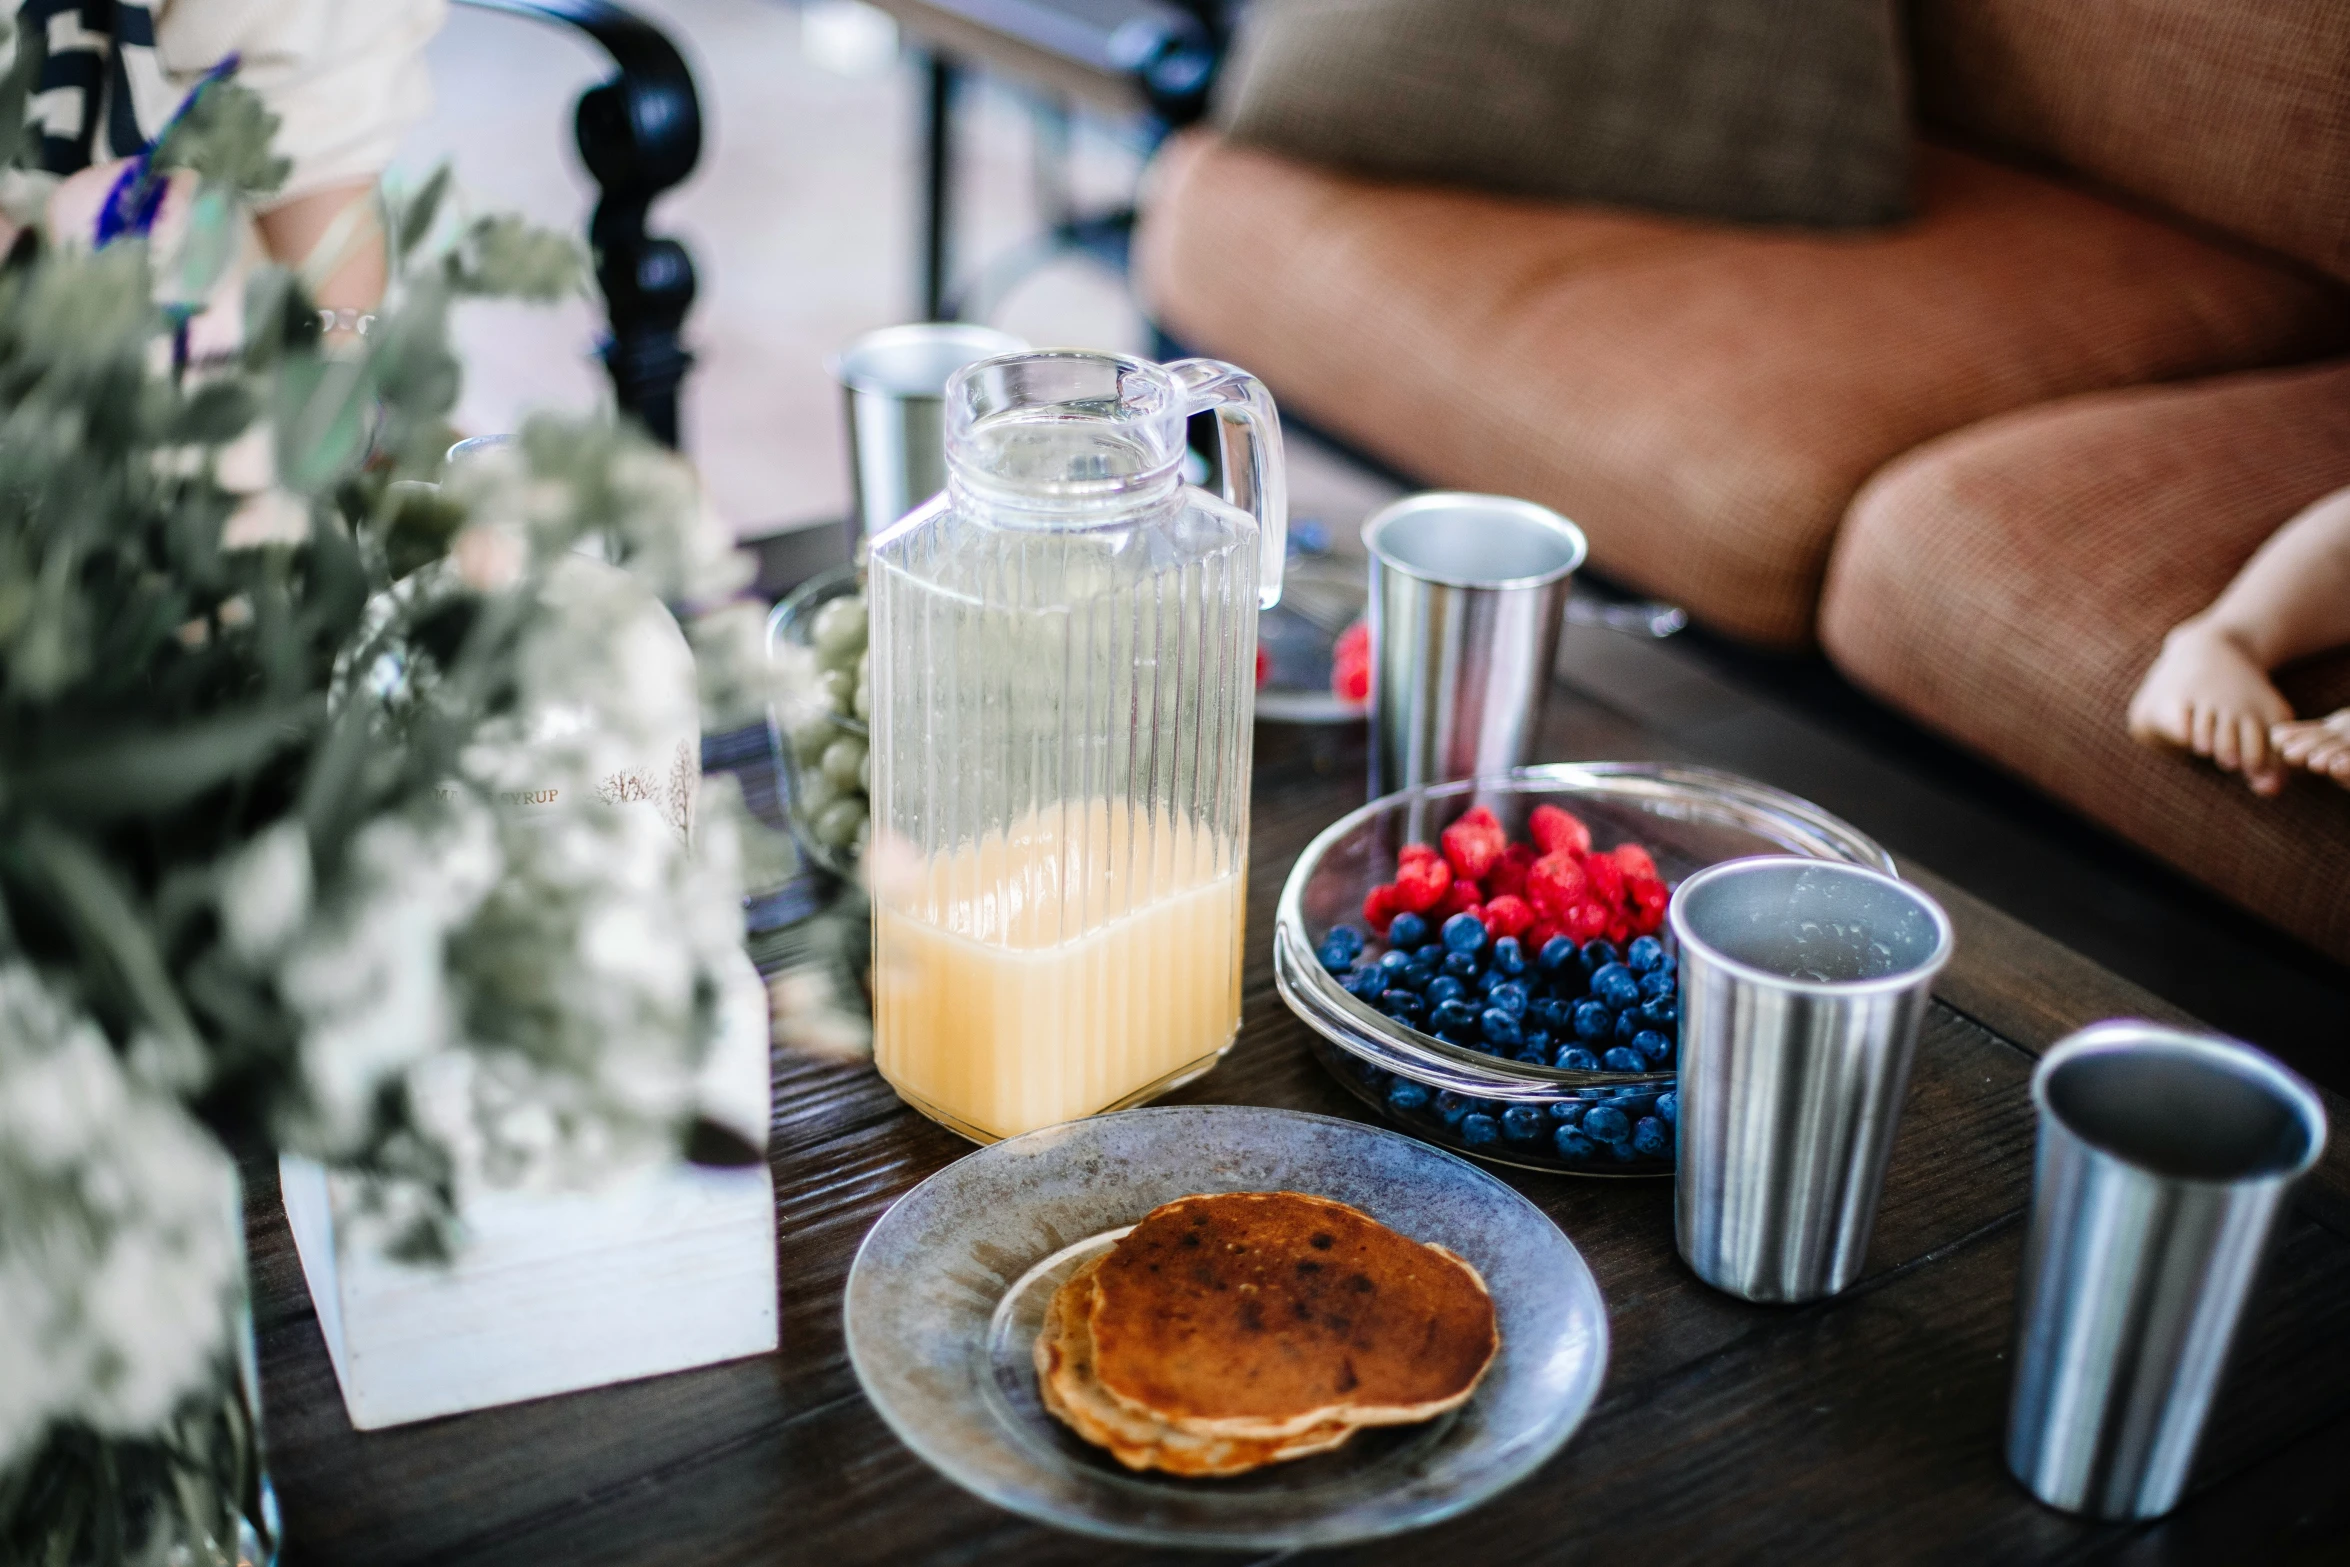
[865,349,1286,1142]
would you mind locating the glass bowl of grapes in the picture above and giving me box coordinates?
[1273,764,1893,1175]
[767,563,870,878]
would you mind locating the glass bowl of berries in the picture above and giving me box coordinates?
[1272,764,1893,1175]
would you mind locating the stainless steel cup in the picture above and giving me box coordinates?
[2006,1022,2326,1521]
[831,323,1025,543]
[1671,856,1955,1303]
[1362,492,1586,799]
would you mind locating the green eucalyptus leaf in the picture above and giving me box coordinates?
[393,166,451,265]
[15,819,201,1050]
[273,353,376,495]
[11,696,326,819]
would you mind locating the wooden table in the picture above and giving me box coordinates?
[248,679,2350,1565]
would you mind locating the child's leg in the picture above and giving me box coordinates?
[2128,484,2350,794]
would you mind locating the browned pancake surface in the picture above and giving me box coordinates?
[1087,1191,1499,1433]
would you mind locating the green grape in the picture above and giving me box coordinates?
[788,715,837,763]
[857,749,869,791]
[794,768,841,816]
[811,595,868,660]
[820,667,856,712]
[812,796,867,850]
[820,734,867,789]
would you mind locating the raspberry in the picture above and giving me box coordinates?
[1529,804,1592,856]
[1441,808,1506,882]
[1391,846,1452,913]
[1487,841,1536,899]
[1331,621,1371,704]
[1482,894,1534,939]
[1580,851,1626,908]
[1606,913,1634,946]
[1562,898,1611,943]
[1255,645,1270,688]
[1524,919,1562,953]
[1433,881,1483,921]
[1612,842,1658,880]
[1627,874,1668,935]
[1525,851,1589,920]
[1362,884,1398,934]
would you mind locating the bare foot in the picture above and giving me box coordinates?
[2272,709,2350,789]
[2126,620,2292,795]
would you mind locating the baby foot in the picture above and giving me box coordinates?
[2126,620,2293,795]
[2272,709,2350,790]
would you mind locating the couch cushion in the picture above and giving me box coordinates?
[1136,133,2350,646]
[1215,0,1912,228]
[1911,0,2350,284]
[1820,360,2350,963]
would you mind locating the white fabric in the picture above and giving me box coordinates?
[148,0,446,202]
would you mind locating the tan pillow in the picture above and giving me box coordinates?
[1215,0,1913,227]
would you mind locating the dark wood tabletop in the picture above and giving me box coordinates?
[248,675,2350,1567]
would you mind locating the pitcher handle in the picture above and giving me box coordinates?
[1168,359,1287,609]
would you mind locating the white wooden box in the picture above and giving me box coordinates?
[280,952,779,1430]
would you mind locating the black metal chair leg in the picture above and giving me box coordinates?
[458,0,703,447]
[918,49,960,321]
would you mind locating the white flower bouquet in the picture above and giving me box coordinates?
[0,47,801,1564]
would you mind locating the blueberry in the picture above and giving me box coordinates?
[1460,1113,1501,1146]
[1489,936,1526,976]
[1442,912,1488,954]
[1328,924,1368,959]
[1639,969,1676,1002]
[1527,997,1567,1032]
[1381,990,1427,1022]
[1378,949,1412,972]
[1612,1090,1659,1119]
[1633,1029,1673,1064]
[1656,1090,1677,1126]
[1521,1027,1552,1056]
[1502,1104,1545,1141]
[1591,962,1641,1010]
[1601,1046,1644,1073]
[1548,1099,1584,1122]
[1386,911,1428,949]
[1348,967,1389,1001]
[1537,935,1579,975]
[1435,1090,1477,1127]
[1317,942,1355,974]
[1615,1008,1644,1045]
[1607,1138,1639,1163]
[1572,1000,1613,1042]
[1480,966,1516,995]
[1487,981,1530,1018]
[1556,1045,1601,1071]
[1426,974,1466,1005]
[1624,934,1665,972]
[1387,1079,1432,1113]
[1514,1050,1550,1066]
[1583,1104,1631,1143]
[1480,1010,1524,1049]
[1444,950,1481,980]
[1632,1116,1670,1157]
[1431,999,1480,1032]
[1404,953,1441,985]
[1579,939,1620,973]
[1553,1127,1598,1161]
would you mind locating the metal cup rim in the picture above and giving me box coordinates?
[1666,854,1954,996]
[2031,1021,2328,1187]
[1362,491,1589,590]
[827,322,1028,398]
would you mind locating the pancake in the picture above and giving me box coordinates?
[1034,1257,1355,1477]
[1086,1192,1499,1442]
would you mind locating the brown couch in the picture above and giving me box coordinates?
[1134,0,2350,963]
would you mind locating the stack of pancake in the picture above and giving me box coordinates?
[1034,1191,1501,1477]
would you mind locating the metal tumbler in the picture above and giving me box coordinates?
[2006,1022,2326,1521]
[831,323,1024,543]
[1672,856,1955,1303]
[1362,493,1586,799]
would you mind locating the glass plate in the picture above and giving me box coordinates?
[842,1105,1608,1549]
